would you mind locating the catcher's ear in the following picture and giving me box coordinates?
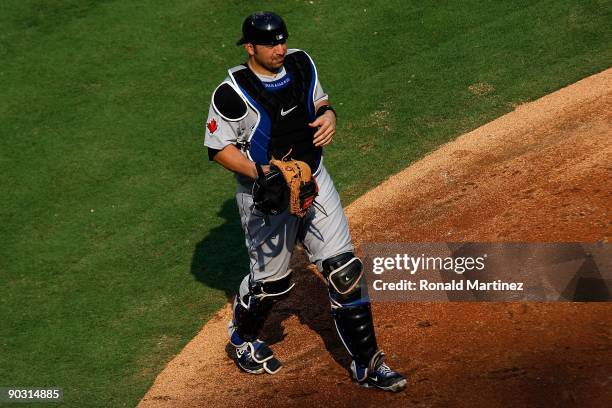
[245,43,255,56]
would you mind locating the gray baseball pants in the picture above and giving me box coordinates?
[235,164,353,299]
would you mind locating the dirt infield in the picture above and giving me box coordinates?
[139,69,611,408]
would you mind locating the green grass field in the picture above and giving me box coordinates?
[1,0,610,406]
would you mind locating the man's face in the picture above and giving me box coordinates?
[247,42,288,73]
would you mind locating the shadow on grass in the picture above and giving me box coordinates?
[190,198,248,300]
[191,198,348,370]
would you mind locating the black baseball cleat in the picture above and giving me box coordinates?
[351,351,407,392]
[229,325,282,375]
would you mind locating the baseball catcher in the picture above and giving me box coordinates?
[203,11,406,392]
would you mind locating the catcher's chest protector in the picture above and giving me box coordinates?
[231,51,322,171]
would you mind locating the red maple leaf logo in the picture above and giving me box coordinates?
[207,118,218,134]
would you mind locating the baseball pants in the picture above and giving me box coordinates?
[235,163,353,299]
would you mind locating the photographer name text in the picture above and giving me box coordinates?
[372,279,524,291]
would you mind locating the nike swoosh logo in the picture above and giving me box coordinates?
[280,106,297,116]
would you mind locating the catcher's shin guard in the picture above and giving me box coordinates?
[228,271,294,374]
[322,253,378,366]
[229,271,294,341]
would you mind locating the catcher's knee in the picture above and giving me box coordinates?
[322,252,365,304]
[239,270,295,313]
[252,270,295,300]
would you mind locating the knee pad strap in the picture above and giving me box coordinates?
[250,271,295,302]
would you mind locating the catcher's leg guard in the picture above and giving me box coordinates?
[322,252,378,366]
[228,271,294,375]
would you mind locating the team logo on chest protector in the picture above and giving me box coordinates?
[262,74,292,91]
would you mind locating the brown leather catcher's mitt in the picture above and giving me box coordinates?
[266,157,318,217]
